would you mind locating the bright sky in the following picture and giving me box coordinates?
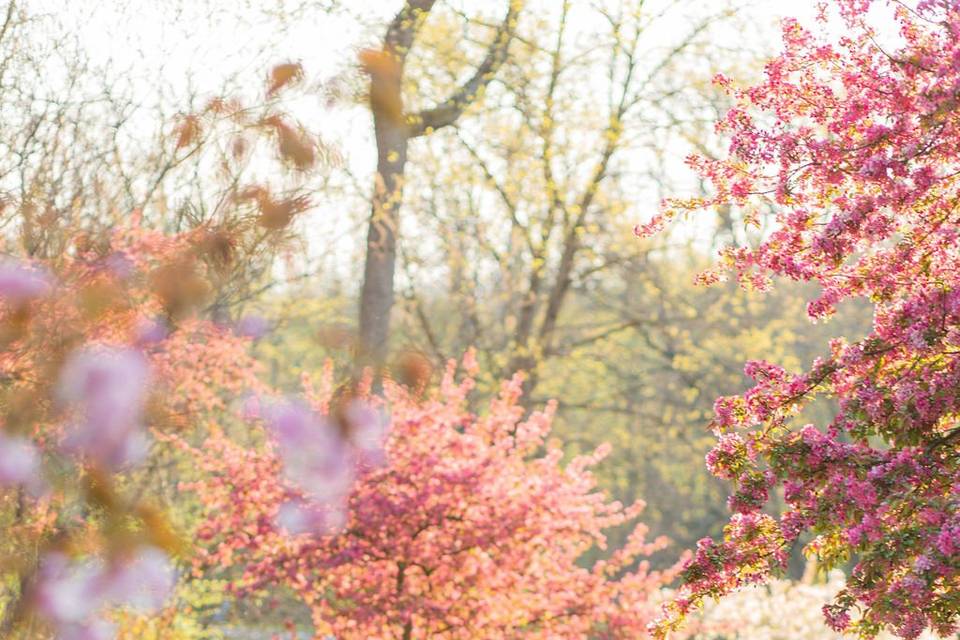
[22,0,857,286]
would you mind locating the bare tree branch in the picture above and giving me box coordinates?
[407,0,522,137]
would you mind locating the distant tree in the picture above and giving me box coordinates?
[394,0,746,395]
[369,0,807,561]
[356,0,522,367]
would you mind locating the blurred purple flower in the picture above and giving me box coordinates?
[0,433,41,487]
[103,547,176,612]
[235,314,270,339]
[344,400,388,467]
[264,399,354,504]
[58,346,151,469]
[277,497,346,536]
[32,553,105,626]
[134,317,169,346]
[240,393,263,421]
[32,547,174,638]
[58,619,116,640]
[102,251,134,280]
[0,259,52,303]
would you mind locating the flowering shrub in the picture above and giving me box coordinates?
[0,62,321,638]
[0,224,267,638]
[183,353,682,639]
[644,1,960,638]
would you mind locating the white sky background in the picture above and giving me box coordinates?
[22,0,869,292]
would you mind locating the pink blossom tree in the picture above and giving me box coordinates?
[183,355,682,639]
[644,1,960,638]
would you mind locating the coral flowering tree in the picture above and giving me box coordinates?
[0,63,322,638]
[643,1,960,638]
[0,222,268,638]
[184,355,681,639]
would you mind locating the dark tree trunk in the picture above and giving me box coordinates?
[355,0,521,373]
[358,109,408,367]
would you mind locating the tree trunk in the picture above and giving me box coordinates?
[356,0,520,371]
[358,108,408,368]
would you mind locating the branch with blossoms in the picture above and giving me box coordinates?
[645,1,960,638]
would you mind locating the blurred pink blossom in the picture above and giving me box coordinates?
[0,433,41,487]
[344,399,388,467]
[0,259,52,303]
[102,547,176,612]
[32,547,175,639]
[32,553,104,625]
[58,346,151,469]
[133,317,169,346]
[276,498,346,536]
[264,399,354,504]
[235,314,270,339]
[57,619,116,640]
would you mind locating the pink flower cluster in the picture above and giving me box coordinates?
[650,1,960,638]
[184,360,679,638]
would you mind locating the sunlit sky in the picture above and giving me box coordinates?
[61,1,817,83]
[25,0,879,287]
